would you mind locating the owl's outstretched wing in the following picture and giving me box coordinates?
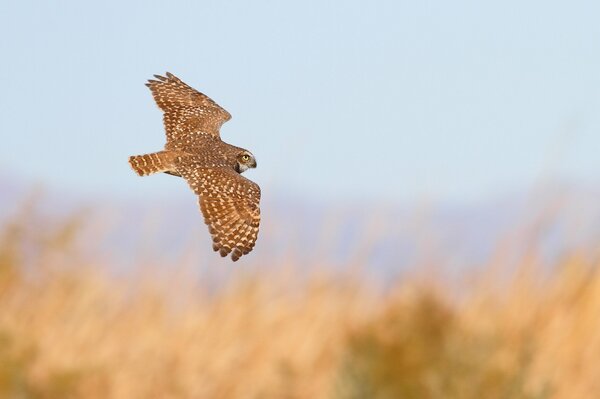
[146,72,231,146]
[178,166,261,261]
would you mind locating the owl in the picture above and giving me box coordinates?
[129,73,260,261]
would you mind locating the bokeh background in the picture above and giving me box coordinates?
[1,1,599,398]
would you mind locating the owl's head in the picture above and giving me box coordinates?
[235,150,257,173]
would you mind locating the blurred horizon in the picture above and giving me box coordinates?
[2,171,599,273]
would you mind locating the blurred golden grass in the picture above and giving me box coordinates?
[0,203,599,398]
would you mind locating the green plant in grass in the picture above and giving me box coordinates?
[334,291,550,399]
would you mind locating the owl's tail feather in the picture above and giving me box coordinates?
[129,151,176,176]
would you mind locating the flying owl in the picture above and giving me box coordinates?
[129,72,260,261]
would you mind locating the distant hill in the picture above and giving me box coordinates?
[2,174,599,272]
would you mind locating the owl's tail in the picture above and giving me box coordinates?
[128,151,177,176]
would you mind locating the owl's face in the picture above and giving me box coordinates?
[235,150,257,173]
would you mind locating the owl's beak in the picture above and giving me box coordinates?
[251,159,257,168]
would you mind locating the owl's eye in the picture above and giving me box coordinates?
[241,154,250,161]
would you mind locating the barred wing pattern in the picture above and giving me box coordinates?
[146,73,232,144]
[180,166,261,261]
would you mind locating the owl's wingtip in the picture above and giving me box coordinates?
[231,249,243,262]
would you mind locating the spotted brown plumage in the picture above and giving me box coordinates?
[145,72,231,145]
[181,167,260,261]
[129,72,260,261]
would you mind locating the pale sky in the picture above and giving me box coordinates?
[1,0,599,204]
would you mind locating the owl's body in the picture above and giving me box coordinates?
[129,73,260,261]
[132,139,247,175]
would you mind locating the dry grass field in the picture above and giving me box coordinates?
[0,202,599,399]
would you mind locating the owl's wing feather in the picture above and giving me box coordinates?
[179,166,260,261]
[146,72,231,145]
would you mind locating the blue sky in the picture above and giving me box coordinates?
[1,0,599,204]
